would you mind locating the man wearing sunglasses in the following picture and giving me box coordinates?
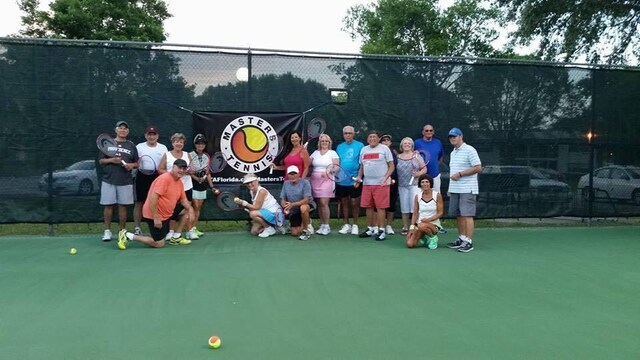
[414,124,445,193]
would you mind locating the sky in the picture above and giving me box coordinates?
[0,0,378,54]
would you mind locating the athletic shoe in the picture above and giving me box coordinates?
[457,241,473,253]
[376,230,386,241]
[338,224,351,234]
[117,229,128,250]
[401,228,408,235]
[102,229,112,242]
[447,238,464,249]
[298,230,310,241]
[186,230,199,240]
[359,229,373,238]
[195,228,205,237]
[439,227,448,234]
[169,237,192,245]
[259,226,276,238]
[306,223,315,235]
[134,227,142,236]
[277,226,287,235]
[165,230,175,241]
[350,224,359,235]
[385,225,395,235]
[324,225,331,235]
[317,225,331,235]
[427,235,438,249]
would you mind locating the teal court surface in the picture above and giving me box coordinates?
[1,227,639,360]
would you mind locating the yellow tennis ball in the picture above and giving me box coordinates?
[69,248,77,255]
[208,335,221,349]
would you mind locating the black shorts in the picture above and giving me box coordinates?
[185,189,193,201]
[143,203,184,241]
[388,182,398,213]
[335,184,362,199]
[287,204,316,227]
[135,173,158,202]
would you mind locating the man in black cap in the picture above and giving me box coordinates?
[98,120,138,241]
[118,159,195,249]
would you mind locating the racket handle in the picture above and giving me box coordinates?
[121,160,127,167]
[352,177,362,188]
[409,176,414,186]
[303,141,309,149]
[270,166,273,175]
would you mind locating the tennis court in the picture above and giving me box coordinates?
[1,226,639,359]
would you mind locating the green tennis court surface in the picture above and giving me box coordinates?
[1,227,639,360]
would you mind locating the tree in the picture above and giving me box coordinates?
[18,0,171,42]
[497,0,640,65]
[343,0,505,58]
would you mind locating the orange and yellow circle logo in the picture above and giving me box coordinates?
[220,116,279,173]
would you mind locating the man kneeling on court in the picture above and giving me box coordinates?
[280,165,316,241]
[117,159,195,249]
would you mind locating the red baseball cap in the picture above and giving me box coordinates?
[145,125,158,134]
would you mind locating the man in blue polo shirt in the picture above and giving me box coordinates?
[414,123,445,193]
[446,127,482,253]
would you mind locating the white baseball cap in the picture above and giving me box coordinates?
[286,165,299,174]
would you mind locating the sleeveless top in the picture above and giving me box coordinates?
[418,190,441,228]
[189,151,211,192]
[283,148,305,180]
[166,151,193,191]
[252,186,280,213]
[396,156,416,187]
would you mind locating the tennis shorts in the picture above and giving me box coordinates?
[100,182,134,205]
[192,189,207,200]
[287,204,316,227]
[448,193,477,217]
[144,203,184,241]
[135,173,157,202]
[360,185,390,209]
[335,184,362,199]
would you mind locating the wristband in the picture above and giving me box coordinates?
[409,225,416,231]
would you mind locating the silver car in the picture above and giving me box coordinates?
[578,165,640,204]
[39,160,99,195]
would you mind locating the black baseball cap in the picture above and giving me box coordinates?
[173,159,188,168]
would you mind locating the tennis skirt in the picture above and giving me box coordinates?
[310,171,335,198]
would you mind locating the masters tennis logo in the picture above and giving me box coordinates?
[220,116,279,174]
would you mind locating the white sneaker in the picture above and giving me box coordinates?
[385,225,395,235]
[165,230,175,241]
[134,227,142,236]
[338,224,351,234]
[324,225,331,235]
[187,230,199,240]
[306,223,315,235]
[317,225,331,236]
[350,224,359,235]
[259,226,276,238]
[102,229,112,241]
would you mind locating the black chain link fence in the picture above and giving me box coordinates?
[1,37,639,223]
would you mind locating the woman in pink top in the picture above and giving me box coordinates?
[272,131,310,180]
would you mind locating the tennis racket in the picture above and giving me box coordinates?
[137,155,157,176]
[209,151,227,174]
[303,117,326,148]
[190,152,210,178]
[409,151,428,186]
[216,191,242,211]
[269,135,285,174]
[96,133,126,166]
[326,164,352,183]
[274,208,285,227]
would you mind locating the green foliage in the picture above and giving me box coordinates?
[498,0,640,65]
[343,0,505,58]
[18,0,171,42]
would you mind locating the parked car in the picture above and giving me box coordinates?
[577,165,640,204]
[39,160,99,195]
[480,165,571,202]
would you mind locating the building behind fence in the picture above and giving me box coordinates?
[0,38,639,224]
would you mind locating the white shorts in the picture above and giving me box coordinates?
[398,186,420,214]
[100,182,134,205]
[432,174,442,193]
[192,189,207,200]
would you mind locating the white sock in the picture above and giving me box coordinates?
[126,232,134,240]
[373,226,379,233]
[167,230,174,236]
[172,233,181,239]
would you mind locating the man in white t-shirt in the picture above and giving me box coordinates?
[133,125,168,235]
[446,128,482,253]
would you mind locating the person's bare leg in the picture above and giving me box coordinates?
[133,202,142,228]
[118,205,127,230]
[103,206,113,230]
[340,197,350,224]
[376,208,387,229]
[351,197,361,225]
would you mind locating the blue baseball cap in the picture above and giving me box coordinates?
[448,128,463,137]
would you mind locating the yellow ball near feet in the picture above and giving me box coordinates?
[69,248,77,255]
[208,335,221,349]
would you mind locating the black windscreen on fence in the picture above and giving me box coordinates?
[0,38,638,223]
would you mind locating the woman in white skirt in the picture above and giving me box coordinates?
[309,134,339,235]
[407,174,443,249]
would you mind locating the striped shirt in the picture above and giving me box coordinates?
[448,143,481,194]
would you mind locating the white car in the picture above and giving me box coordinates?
[39,160,99,195]
[578,165,640,204]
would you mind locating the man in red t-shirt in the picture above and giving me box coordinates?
[117,159,195,249]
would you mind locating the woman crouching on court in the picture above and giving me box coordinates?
[234,173,282,238]
[407,174,443,249]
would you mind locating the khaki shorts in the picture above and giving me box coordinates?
[448,193,477,217]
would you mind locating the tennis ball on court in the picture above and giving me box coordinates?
[69,248,77,255]
[208,335,222,349]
